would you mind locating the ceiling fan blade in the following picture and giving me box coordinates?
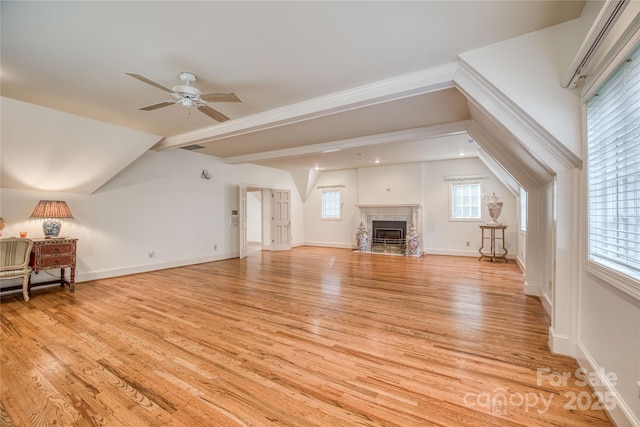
[200,93,241,103]
[197,105,230,122]
[139,100,176,111]
[126,72,174,93]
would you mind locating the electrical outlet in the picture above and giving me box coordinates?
[466,241,470,247]
[214,244,217,250]
[148,250,154,258]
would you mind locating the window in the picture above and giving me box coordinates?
[449,181,482,221]
[520,187,527,233]
[586,44,640,287]
[321,189,342,220]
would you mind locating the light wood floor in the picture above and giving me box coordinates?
[1,247,613,426]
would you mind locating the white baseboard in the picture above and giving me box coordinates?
[548,326,575,357]
[75,252,237,283]
[575,342,639,427]
[302,241,355,249]
[425,248,517,259]
[524,280,539,297]
[539,289,552,318]
[425,248,479,257]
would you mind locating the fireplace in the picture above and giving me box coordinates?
[371,220,407,254]
[356,204,422,256]
[372,221,406,240]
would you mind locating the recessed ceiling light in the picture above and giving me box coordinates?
[458,152,465,156]
[375,159,380,164]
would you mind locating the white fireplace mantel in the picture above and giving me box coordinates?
[356,204,422,222]
[355,204,421,208]
[356,204,423,255]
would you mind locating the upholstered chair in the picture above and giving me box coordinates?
[0,238,34,301]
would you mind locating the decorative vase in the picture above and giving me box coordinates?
[42,219,62,238]
[487,193,503,225]
[406,223,420,256]
[356,222,369,252]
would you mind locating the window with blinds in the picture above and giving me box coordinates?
[586,43,640,283]
[520,187,527,233]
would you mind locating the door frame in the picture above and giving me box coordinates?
[239,185,290,257]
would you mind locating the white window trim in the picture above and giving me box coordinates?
[321,188,342,221]
[585,260,640,301]
[448,181,484,222]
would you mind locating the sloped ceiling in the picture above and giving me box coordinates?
[0,1,586,192]
[0,97,161,194]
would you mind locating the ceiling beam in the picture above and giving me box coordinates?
[155,63,459,150]
[223,122,471,165]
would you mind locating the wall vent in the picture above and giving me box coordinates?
[180,144,206,151]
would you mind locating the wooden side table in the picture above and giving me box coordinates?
[478,225,507,263]
[29,237,78,296]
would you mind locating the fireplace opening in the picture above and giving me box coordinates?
[372,220,407,241]
[371,221,407,254]
[376,228,403,240]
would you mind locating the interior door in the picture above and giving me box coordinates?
[239,184,248,259]
[271,189,291,251]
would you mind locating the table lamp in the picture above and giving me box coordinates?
[29,200,74,238]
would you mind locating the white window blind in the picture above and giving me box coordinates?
[586,44,640,282]
[321,189,341,219]
[520,187,527,232]
[450,182,482,220]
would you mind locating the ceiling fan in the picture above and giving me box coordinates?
[126,72,241,122]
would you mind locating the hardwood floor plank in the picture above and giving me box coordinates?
[1,247,613,426]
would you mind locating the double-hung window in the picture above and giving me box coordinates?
[586,43,640,290]
[321,189,342,220]
[449,181,482,221]
[520,187,527,233]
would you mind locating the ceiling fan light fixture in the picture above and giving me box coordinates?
[126,71,240,122]
[178,72,197,84]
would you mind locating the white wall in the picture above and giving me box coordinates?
[0,149,303,284]
[579,275,640,422]
[358,163,422,205]
[422,157,517,257]
[459,19,584,158]
[537,181,554,315]
[304,169,359,248]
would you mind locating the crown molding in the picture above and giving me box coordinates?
[156,63,459,150]
[223,122,471,165]
[468,121,545,191]
[455,59,582,174]
[476,148,519,196]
